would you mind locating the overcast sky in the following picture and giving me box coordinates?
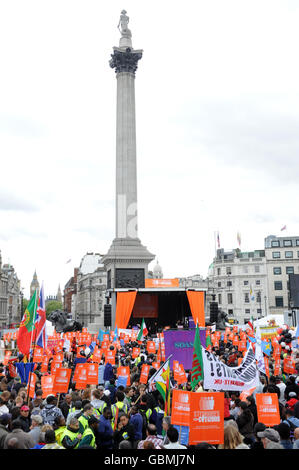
[1,0,299,299]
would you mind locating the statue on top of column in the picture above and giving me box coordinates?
[118,10,132,47]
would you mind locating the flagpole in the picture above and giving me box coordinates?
[27,289,39,404]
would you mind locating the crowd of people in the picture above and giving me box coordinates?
[0,324,299,450]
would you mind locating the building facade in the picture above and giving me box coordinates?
[0,251,22,328]
[264,234,299,316]
[210,248,268,324]
[72,253,107,327]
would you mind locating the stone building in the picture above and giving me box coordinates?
[72,253,107,327]
[0,251,8,327]
[64,268,78,314]
[1,264,21,326]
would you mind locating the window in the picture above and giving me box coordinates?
[256,280,261,285]
[245,309,250,314]
[271,240,280,247]
[227,293,233,304]
[244,280,249,286]
[286,266,294,275]
[283,240,292,247]
[243,266,248,273]
[218,282,221,287]
[244,293,249,303]
[285,251,293,258]
[227,281,232,287]
[272,252,280,259]
[217,268,221,275]
[296,240,299,246]
[275,297,284,307]
[256,292,261,302]
[218,294,222,305]
[273,267,281,275]
[257,308,262,314]
[228,309,233,316]
[226,267,232,275]
[274,281,283,290]
[254,265,260,273]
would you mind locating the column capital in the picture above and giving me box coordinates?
[109,47,143,75]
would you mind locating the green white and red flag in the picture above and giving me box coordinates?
[137,318,148,342]
[191,323,204,390]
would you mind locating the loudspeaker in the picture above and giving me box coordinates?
[209,301,218,323]
[104,304,112,327]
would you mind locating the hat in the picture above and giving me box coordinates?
[103,390,110,396]
[20,405,30,411]
[98,386,104,391]
[289,392,297,398]
[257,428,280,442]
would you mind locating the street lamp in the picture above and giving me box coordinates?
[264,295,267,318]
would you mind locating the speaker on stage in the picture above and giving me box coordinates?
[209,301,218,323]
[104,304,112,327]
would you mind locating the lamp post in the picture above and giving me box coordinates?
[264,295,267,318]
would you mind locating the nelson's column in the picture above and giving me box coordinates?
[101,11,155,327]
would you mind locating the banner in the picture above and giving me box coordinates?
[171,389,191,426]
[33,347,44,363]
[75,364,88,389]
[140,364,150,384]
[283,356,295,374]
[86,363,99,385]
[53,368,72,394]
[41,375,54,398]
[28,372,36,399]
[189,392,224,445]
[260,326,278,339]
[117,366,130,385]
[164,329,206,370]
[202,343,260,391]
[256,393,280,426]
[147,341,156,354]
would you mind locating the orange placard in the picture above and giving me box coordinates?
[132,347,140,359]
[86,363,99,385]
[152,362,160,370]
[240,387,256,402]
[238,340,247,352]
[3,351,12,366]
[41,357,49,373]
[28,372,36,399]
[264,357,270,378]
[189,392,224,445]
[53,368,72,394]
[91,346,103,363]
[33,347,44,363]
[41,375,55,398]
[274,357,281,377]
[173,360,181,382]
[283,356,295,374]
[51,360,62,375]
[171,389,191,426]
[117,366,130,385]
[105,349,116,365]
[146,341,156,354]
[256,393,280,426]
[75,364,88,390]
[177,364,188,385]
[140,364,150,384]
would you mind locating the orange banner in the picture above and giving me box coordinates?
[91,346,102,363]
[53,368,72,394]
[115,291,137,329]
[186,290,205,327]
[189,392,224,445]
[147,341,156,354]
[41,357,49,373]
[75,364,88,390]
[86,363,99,385]
[283,356,295,374]
[33,347,44,363]
[117,366,130,385]
[41,375,55,398]
[28,372,36,399]
[144,278,179,288]
[132,347,140,359]
[140,364,150,384]
[152,362,160,370]
[105,350,116,365]
[3,351,12,366]
[177,364,188,385]
[171,389,191,426]
[256,393,280,427]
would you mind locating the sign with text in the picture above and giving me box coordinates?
[189,392,224,445]
[256,393,280,427]
[171,390,191,426]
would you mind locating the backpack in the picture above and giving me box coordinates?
[139,409,148,440]
[286,419,297,442]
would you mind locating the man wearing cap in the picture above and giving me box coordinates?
[28,414,43,446]
[16,405,31,432]
[78,415,99,448]
[257,428,284,449]
[286,391,298,411]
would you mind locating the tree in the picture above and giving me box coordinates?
[46,300,63,318]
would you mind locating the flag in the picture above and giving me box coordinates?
[113,326,118,343]
[191,324,204,390]
[237,232,241,247]
[147,357,171,414]
[34,284,47,349]
[137,318,148,342]
[97,329,105,343]
[255,325,266,375]
[216,231,220,248]
[261,339,272,357]
[250,285,255,301]
[66,259,72,264]
[17,291,38,356]
[295,323,299,339]
[206,331,212,352]
[281,225,287,231]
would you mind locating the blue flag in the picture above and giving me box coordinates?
[15,363,35,384]
[97,329,105,343]
[261,340,272,357]
[113,326,118,343]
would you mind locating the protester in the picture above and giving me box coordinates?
[137,424,163,449]
[275,423,293,449]
[113,413,135,449]
[78,415,99,448]
[28,414,43,445]
[235,401,255,445]
[53,415,66,446]
[218,423,250,449]
[0,414,11,448]
[61,418,82,449]
[257,428,284,449]
[42,429,64,449]
[3,420,35,449]
[163,426,186,449]
[59,394,72,419]
[97,407,113,449]
[40,395,63,426]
